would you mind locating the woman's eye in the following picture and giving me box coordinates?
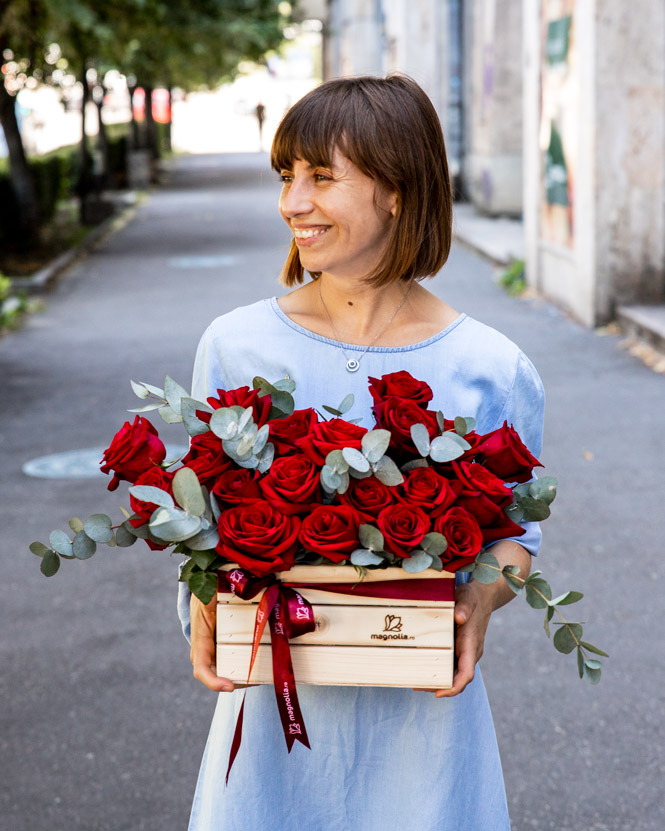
[314,173,333,182]
[279,173,293,183]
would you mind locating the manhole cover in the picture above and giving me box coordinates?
[22,446,188,479]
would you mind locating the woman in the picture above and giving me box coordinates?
[180,74,544,830]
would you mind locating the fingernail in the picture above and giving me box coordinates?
[222,684,234,692]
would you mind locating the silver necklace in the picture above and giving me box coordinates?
[318,280,413,373]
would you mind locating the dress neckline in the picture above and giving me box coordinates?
[269,297,467,354]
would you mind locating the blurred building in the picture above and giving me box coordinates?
[318,0,665,327]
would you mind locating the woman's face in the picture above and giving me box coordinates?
[278,148,396,282]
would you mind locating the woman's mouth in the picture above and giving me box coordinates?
[293,227,329,245]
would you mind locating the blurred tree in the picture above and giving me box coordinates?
[1,0,287,237]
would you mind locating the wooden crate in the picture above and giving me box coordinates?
[216,565,455,689]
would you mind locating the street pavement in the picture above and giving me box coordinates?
[1,153,664,831]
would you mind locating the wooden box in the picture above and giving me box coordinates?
[216,565,455,689]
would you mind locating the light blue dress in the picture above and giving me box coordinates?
[179,297,544,831]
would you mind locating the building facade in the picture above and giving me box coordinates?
[320,0,665,325]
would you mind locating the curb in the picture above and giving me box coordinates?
[8,192,140,295]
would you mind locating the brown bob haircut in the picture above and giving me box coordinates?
[270,74,452,288]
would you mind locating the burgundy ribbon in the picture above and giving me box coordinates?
[217,567,455,782]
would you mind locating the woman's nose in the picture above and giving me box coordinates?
[280,177,314,218]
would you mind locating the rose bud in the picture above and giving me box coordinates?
[100,415,166,491]
[474,421,543,483]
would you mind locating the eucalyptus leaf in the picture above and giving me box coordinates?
[525,577,552,609]
[49,529,73,557]
[253,424,270,456]
[29,541,50,558]
[127,403,164,413]
[325,449,349,474]
[420,532,448,557]
[268,389,295,418]
[237,406,254,434]
[583,663,602,685]
[83,513,114,544]
[401,459,429,472]
[550,590,583,607]
[350,548,385,566]
[428,555,444,571]
[209,492,222,523]
[272,377,296,393]
[72,531,96,560]
[552,623,583,654]
[429,434,466,463]
[322,405,342,416]
[131,379,151,399]
[519,497,551,522]
[454,416,469,436]
[173,467,205,517]
[40,550,60,576]
[257,443,275,474]
[164,375,189,416]
[158,403,183,424]
[472,550,501,584]
[188,570,218,605]
[119,505,132,520]
[402,550,433,573]
[337,393,354,414]
[362,429,391,464]
[528,476,558,505]
[577,646,585,678]
[410,423,431,456]
[126,518,151,539]
[210,408,239,440]
[342,446,370,473]
[336,471,350,495]
[359,524,385,552]
[505,503,525,524]
[128,485,175,509]
[373,456,404,486]
[436,411,445,432]
[68,517,84,534]
[181,397,211,437]
[186,525,220,551]
[503,571,523,595]
[149,507,202,542]
[580,641,609,658]
[115,522,138,547]
[131,380,164,398]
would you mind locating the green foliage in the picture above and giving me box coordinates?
[498,260,527,296]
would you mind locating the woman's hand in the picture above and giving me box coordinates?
[417,541,532,699]
[190,593,235,693]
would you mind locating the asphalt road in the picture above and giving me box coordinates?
[1,152,663,831]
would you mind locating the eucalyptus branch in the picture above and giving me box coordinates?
[468,551,608,684]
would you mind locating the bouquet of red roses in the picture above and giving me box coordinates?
[30,370,606,682]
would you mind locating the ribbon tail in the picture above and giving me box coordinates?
[269,595,311,752]
[225,584,280,784]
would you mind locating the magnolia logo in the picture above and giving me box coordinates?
[371,614,415,641]
[288,723,302,735]
[227,569,244,590]
[295,607,310,621]
[273,622,285,635]
[256,609,265,624]
[384,615,402,632]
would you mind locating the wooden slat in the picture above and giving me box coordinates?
[217,644,453,689]
[219,563,455,584]
[218,587,454,608]
[217,604,454,648]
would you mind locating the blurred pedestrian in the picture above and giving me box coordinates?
[255,101,266,151]
[181,74,544,830]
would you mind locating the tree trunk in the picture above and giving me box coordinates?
[127,83,140,149]
[94,90,110,190]
[78,59,91,224]
[0,80,39,239]
[164,87,173,153]
[144,84,160,161]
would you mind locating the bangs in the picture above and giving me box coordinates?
[270,87,360,174]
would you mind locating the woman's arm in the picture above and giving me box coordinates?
[433,540,531,698]
[190,593,235,693]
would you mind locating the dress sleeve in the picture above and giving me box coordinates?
[488,349,545,557]
[177,324,227,643]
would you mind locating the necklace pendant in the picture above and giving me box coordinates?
[346,358,360,373]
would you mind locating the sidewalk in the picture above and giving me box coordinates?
[1,153,664,831]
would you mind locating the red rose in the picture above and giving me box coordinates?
[480,510,526,545]
[372,397,439,454]
[296,418,367,466]
[100,415,166,491]
[217,500,300,576]
[433,507,483,571]
[299,505,361,563]
[337,476,396,523]
[475,421,543,483]
[452,461,513,526]
[212,469,263,506]
[269,408,318,455]
[377,504,430,559]
[258,454,322,515]
[128,467,174,551]
[181,432,233,489]
[368,370,433,408]
[201,385,272,428]
[398,467,460,516]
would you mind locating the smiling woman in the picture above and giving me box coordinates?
[182,74,545,831]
